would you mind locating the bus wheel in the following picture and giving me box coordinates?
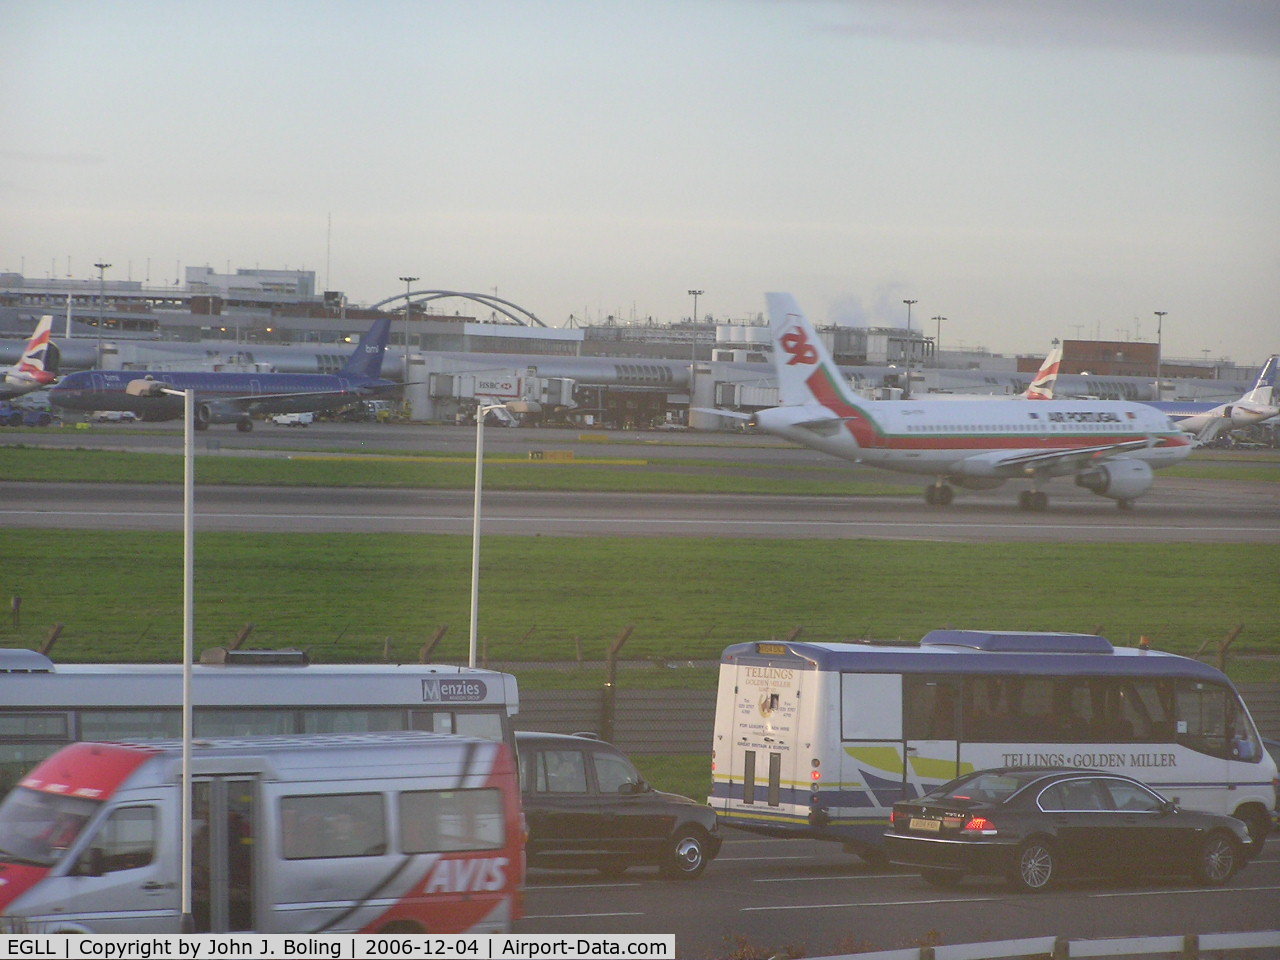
[1233,805,1270,853]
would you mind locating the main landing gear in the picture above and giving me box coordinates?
[924,482,954,506]
[1018,490,1049,511]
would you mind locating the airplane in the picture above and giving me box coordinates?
[1141,355,1278,441]
[50,316,397,431]
[1,316,59,399]
[699,294,1193,511]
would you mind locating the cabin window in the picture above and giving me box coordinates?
[400,789,505,852]
[79,805,157,873]
[280,792,387,859]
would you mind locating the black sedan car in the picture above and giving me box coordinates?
[884,767,1252,892]
[515,731,721,878]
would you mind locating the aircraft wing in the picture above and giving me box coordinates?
[691,406,753,421]
[211,386,391,412]
[958,438,1160,478]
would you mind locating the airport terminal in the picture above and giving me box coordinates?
[0,265,1271,432]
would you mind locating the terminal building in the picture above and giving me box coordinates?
[0,266,1265,429]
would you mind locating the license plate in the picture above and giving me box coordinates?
[909,817,941,832]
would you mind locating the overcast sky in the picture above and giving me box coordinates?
[3,0,1278,362]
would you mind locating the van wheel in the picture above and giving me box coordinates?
[1191,832,1239,886]
[1008,838,1055,892]
[660,829,708,879]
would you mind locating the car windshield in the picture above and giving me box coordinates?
[933,770,1049,804]
[0,787,101,867]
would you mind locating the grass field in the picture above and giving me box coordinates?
[3,530,1276,670]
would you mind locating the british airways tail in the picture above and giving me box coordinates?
[1023,344,1062,400]
[2,315,59,397]
[339,316,393,379]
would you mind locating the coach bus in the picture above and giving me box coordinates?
[710,630,1276,860]
[0,647,518,799]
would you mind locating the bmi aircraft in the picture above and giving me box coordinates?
[50,317,397,432]
[701,294,1194,511]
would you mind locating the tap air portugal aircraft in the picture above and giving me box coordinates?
[703,294,1193,511]
[1,316,59,399]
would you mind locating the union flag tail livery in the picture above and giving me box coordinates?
[2,316,59,398]
[758,293,1192,511]
[1023,344,1062,400]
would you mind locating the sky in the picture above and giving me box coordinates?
[2,0,1278,363]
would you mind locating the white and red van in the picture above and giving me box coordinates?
[0,731,523,934]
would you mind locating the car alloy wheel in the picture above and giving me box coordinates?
[661,831,707,879]
[1193,833,1238,886]
[1010,839,1055,892]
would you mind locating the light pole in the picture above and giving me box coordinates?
[398,276,419,385]
[1154,311,1166,395]
[469,399,541,669]
[902,300,917,398]
[687,290,703,361]
[94,262,111,364]
[931,316,946,365]
[125,378,194,931]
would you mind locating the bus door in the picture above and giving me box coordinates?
[192,776,258,932]
[901,676,961,801]
[728,661,801,808]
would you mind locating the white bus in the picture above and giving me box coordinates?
[0,647,519,799]
[710,631,1276,859]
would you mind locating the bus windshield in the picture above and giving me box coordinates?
[0,787,100,867]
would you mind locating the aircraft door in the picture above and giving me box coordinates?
[192,777,258,932]
[901,676,961,801]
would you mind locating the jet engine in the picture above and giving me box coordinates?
[1074,459,1154,501]
[195,401,252,432]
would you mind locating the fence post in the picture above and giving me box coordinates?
[1053,936,1070,960]
[1182,933,1199,960]
[40,623,63,657]
[419,625,447,663]
[600,625,635,743]
[1218,625,1244,673]
[230,623,255,650]
[10,596,19,629]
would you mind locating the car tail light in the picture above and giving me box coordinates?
[889,809,899,824]
[962,816,997,835]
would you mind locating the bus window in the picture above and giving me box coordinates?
[961,677,1023,742]
[410,709,505,744]
[199,710,295,737]
[1174,681,1231,759]
[280,793,386,860]
[0,715,71,798]
[80,711,182,741]
[904,677,957,739]
[301,709,403,734]
[400,789,504,852]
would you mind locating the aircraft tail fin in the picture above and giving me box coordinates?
[1242,355,1278,405]
[6,315,58,388]
[1023,343,1062,400]
[339,317,393,379]
[765,293,868,411]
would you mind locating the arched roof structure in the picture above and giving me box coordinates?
[371,290,547,328]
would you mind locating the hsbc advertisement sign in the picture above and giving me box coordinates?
[476,376,521,398]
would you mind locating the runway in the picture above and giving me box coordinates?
[3,480,1276,542]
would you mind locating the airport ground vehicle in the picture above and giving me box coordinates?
[0,647,519,800]
[0,732,523,932]
[90,409,137,422]
[516,731,721,878]
[883,767,1252,892]
[0,401,56,426]
[270,412,313,426]
[710,631,1276,860]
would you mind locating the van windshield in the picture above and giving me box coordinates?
[0,787,100,867]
